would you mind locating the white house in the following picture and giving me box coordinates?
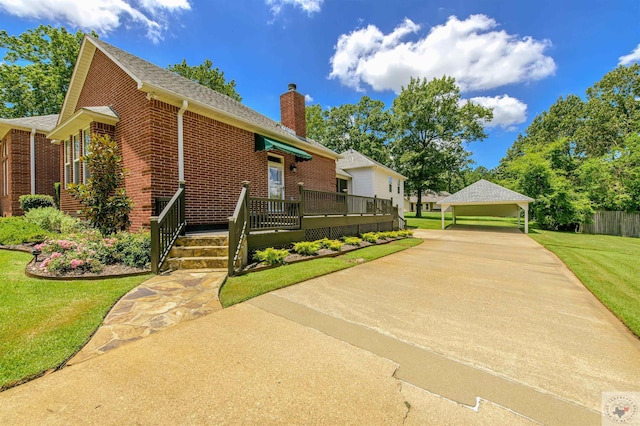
[336,149,406,218]
[404,190,451,213]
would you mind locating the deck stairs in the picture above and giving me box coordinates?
[163,232,228,271]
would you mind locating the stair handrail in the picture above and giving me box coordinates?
[228,181,250,276]
[150,181,186,274]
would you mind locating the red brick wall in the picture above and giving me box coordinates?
[280,89,306,138]
[150,101,335,226]
[60,50,335,229]
[60,49,152,230]
[35,132,59,197]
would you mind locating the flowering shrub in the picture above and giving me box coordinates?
[35,231,151,274]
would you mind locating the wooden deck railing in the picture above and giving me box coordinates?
[150,181,186,274]
[249,197,301,231]
[228,182,250,276]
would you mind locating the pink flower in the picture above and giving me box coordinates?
[40,258,50,270]
[50,252,62,259]
[70,259,84,269]
[34,243,44,251]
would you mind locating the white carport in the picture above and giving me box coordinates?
[438,180,535,233]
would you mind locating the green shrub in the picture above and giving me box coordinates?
[67,133,133,236]
[398,230,414,238]
[53,182,61,208]
[115,231,151,268]
[292,241,321,256]
[0,217,50,245]
[254,247,289,265]
[342,236,362,246]
[316,238,343,251]
[19,194,55,212]
[24,207,79,233]
[361,232,378,243]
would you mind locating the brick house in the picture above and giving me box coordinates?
[0,115,60,216]
[48,36,339,231]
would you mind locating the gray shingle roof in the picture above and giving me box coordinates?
[439,180,534,204]
[88,37,330,153]
[0,114,59,132]
[337,149,405,178]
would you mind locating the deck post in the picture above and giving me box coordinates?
[525,206,529,234]
[298,182,305,219]
[374,195,377,215]
[150,216,160,274]
[242,181,250,237]
[441,208,445,230]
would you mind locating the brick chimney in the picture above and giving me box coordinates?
[280,83,306,138]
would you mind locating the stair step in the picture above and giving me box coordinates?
[175,235,228,247]
[169,245,228,258]
[166,256,228,270]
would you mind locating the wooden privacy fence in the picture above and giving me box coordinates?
[581,211,640,238]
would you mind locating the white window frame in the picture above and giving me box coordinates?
[64,139,71,188]
[267,154,285,200]
[73,134,80,185]
[82,128,91,183]
[388,176,393,193]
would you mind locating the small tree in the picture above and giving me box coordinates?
[68,133,133,235]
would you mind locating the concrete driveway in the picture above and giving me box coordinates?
[1,227,639,424]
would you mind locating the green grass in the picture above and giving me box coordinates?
[0,250,151,390]
[405,212,521,230]
[529,230,640,337]
[220,238,422,307]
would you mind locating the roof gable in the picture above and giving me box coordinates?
[337,149,405,179]
[58,36,338,159]
[439,180,534,204]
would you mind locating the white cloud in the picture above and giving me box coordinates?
[0,0,190,43]
[266,0,323,16]
[619,43,640,65]
[329,14,556,93]
[304,94,314,103]
[464,95,527,130]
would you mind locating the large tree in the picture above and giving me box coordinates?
[391,76,492,217]
[168,58,241,102]
[496,64,640,230]
[0,25,86,118]
[305,96,391,165]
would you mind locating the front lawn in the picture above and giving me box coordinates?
[0,250,151,390]
[529,230,640,337]
[405,211,521,229]
[220,238,422,307]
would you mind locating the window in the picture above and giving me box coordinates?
[410,203,414,212]
[73,134,80,184]
[83,129,91,183]
[267,154,284,200]
[397,180,401,194]
[336,178,348,193]
[1,140,8,196]
[388,176,393,192]
[64,139,71,188]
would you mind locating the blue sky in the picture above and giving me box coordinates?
[1,0,639,169]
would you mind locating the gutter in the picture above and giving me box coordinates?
[30,128,36,194]
[177,100,188,181]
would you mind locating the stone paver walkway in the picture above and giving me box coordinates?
[68,269,226,365]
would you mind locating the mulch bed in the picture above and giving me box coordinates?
[241,239,396,274]
[1,244,150,279]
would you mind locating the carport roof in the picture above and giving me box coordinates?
[439,179,533,205]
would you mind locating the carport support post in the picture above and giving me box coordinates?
[517,202,529,234]
[441,206,446,230]
[452,207,456,225]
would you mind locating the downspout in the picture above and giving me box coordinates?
[30,128,36,194]
[177,100,188,182]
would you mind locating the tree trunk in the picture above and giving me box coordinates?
[416,188,423,218]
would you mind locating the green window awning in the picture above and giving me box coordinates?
[255,134,312,161]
